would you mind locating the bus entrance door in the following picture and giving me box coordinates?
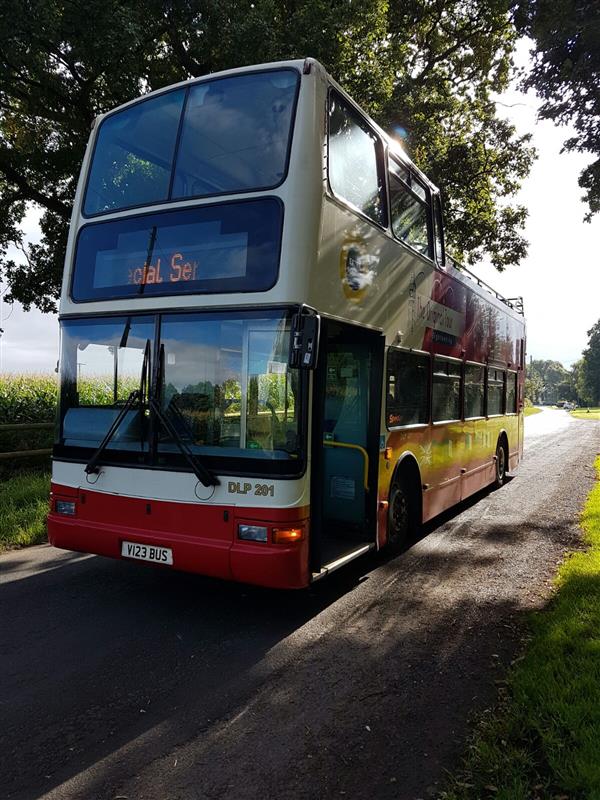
[311,321,384,575]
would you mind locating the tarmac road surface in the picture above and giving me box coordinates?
[2,407,599,800]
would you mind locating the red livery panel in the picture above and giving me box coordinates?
[48,483,310,589]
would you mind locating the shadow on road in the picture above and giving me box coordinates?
[0,474,584,800]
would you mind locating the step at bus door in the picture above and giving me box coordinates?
[310,319,384,573]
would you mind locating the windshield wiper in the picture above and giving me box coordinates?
[151,343,220,488]
[138,226,157,296]
[85,389,141,475]
[148,396,220,487]
[85,340,219,488]
[85,337,152,476]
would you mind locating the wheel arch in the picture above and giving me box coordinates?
[494,430,510,487]
[497,428,510,454]
[389,452,423,525]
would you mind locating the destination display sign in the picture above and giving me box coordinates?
[72,199,283,302]
[127,252,200,286]
[92,222,248,291]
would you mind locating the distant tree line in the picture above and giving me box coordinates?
[526,319,600,407]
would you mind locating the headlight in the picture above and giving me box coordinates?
[238,524,268,543]
[55,500,76,516]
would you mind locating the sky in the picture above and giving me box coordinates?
[475,40,600,368]
[1,40,599,374]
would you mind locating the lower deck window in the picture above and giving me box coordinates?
[464,363,485,418]
[159,313,300,457]
[432,357,461,422]
[487,368,505,415]
[507,371,518,413]
[386,349,429,426]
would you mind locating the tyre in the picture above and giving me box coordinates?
[386,478,417,553]
[494,440,507,488]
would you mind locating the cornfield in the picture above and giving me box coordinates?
[0,373,58,424]
[0,374,58,478]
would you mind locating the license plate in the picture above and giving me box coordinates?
[121,541,173,565]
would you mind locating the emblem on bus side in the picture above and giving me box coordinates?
[340,241,378,301]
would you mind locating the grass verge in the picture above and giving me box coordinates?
[441,456,600,800]
[524,406,542,417]
[571,407,600,420]
[0,471,50,552]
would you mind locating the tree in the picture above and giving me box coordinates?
[571,358,590,405]
[525,369,544,403]
[0,0,535,312]
[578,320,600,405]
[527,358,575,404]
[518,0,600,221]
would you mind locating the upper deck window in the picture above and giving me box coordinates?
[388,157,432,257]
[328,93,387,227]
[172,71,298,199]
[85,90,186,215]
[83,69,300,217]
[433,194,445,265]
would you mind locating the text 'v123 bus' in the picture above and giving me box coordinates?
[48,58,526,589]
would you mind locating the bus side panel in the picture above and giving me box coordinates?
[378,411,522,539]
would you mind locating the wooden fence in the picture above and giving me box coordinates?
[0,422,53,461]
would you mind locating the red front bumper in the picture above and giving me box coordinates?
[48,483,310,589]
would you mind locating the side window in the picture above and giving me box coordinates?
[328,92,387,226]
[432,357,461,422]
[433,194,445,266]
[464,364,485,418]
[487,368,505,415]
[388,157,431,257]
[507,371,518,413]
[520,338,526,370]
[386,349,430,427]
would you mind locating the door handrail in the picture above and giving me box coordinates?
[323,440,369,489]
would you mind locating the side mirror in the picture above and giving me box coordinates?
[289,309,320,369]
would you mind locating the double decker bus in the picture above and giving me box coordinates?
[48,58,526,589]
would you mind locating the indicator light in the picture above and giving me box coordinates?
[272,527,304,544]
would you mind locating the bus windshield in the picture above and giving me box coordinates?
[84,69,300,216]
[58,310,303,470]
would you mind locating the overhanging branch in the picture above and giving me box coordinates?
[0,153,71,219]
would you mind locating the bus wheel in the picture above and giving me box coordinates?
[494,439,508,488]
[387,480,414,553]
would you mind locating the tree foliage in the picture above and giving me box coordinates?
[526,359,575,404]
[0,0,535,312]
[578,320,600,405]
[525,351,600,407]
[518,0,600,221]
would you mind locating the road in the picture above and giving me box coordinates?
[2,408,599,800]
